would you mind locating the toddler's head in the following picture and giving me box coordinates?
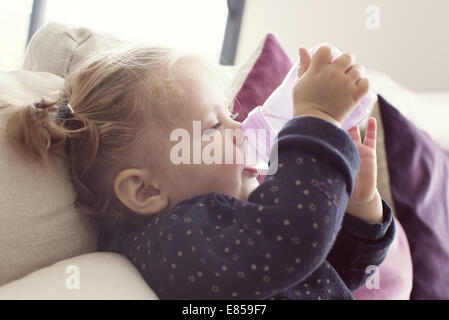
[6,44,260,227]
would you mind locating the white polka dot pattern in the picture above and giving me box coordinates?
[109,117,395,300]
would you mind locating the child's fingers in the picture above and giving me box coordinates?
[333,52,356,71]
[297,48,312,78]
[310,45,333,69]
[363,117,377,149]
[347,125,362,144]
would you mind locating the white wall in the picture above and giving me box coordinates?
[236,0,449,93]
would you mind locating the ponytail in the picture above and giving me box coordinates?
[4,44,191,225]
[5,93,99,176]
[6,94,67,166]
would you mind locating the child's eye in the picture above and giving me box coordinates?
[228,110,238,120]
[203,122,222,136]
[211,122,222,129]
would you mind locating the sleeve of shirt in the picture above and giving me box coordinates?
[326,198,396,291]
[121,116,361,300]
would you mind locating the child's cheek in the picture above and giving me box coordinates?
[223,132,245,166]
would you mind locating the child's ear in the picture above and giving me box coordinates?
[113,168,168,215]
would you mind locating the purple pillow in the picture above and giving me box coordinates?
[379,94,449,299]
[233,33,291,185]
[234,33,292,124]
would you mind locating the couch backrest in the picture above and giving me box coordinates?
[0,22,133,286]
[23,22,126,78]
[0,70,98,286]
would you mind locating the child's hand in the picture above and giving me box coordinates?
[292,46,370,126]
[346,117,383,223]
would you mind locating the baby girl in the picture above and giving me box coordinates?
[6,44,395,300]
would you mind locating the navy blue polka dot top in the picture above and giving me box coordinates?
[101,116,395,300]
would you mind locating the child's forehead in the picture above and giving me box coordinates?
[176,58,216,85]
[176,58,225,99]
[182,73,225,109]
[158,56,227,128]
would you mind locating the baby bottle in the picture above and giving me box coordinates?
[240,43,377,173]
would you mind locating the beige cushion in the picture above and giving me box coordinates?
[23,22,126,78]
[0,70,98,286]
[23,22,239,94]
[0,252,158,300]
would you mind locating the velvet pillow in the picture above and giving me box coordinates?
[232,33,292,123]
[232,33,413,299]
[379,94,449,299]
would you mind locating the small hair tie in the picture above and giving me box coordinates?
[57,103,75,120]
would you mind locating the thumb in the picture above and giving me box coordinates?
[297,47,312,78]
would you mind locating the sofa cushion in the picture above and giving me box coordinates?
[23,22,126,78]
[0,70,98,286]
[231,33,292,123]
[0,252,158,299]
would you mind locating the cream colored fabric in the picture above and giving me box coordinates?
[22,22,240,97]
[0,252,158,300]
[23,22,126,78]
[0,70,61,106]
[0,70,98,286]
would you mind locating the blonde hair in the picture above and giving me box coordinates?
[5,44,192,227]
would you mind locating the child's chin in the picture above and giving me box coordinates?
[242,178,259,196]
